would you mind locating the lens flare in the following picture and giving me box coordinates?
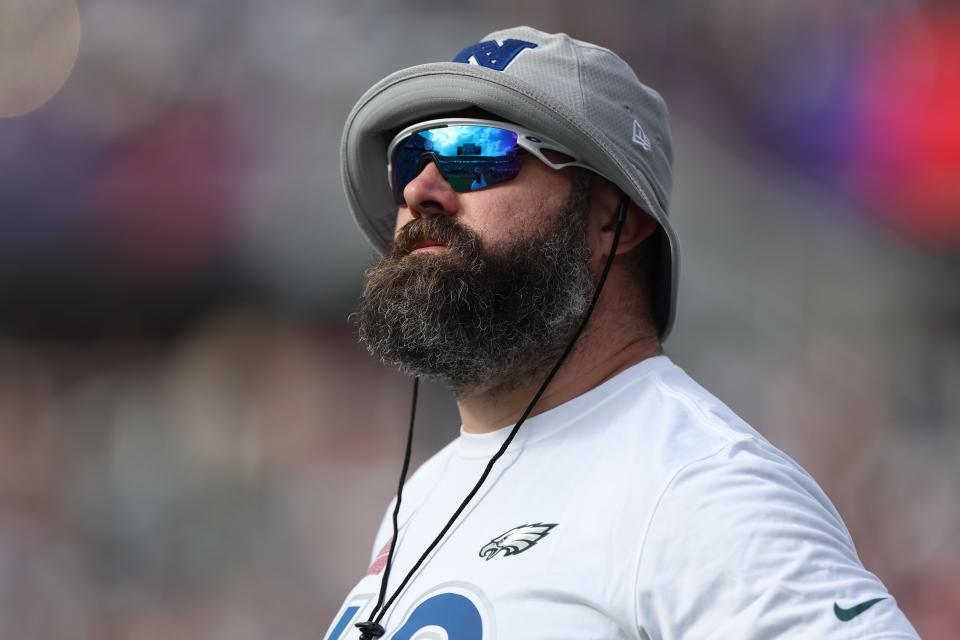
[0,0,81,118]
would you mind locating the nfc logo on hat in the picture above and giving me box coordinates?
[453,39,538,71]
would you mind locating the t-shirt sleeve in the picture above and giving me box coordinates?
[634,438,919,639]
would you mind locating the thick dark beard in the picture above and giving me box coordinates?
[356,179,594,397]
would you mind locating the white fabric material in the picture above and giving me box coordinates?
[325,356,918,639]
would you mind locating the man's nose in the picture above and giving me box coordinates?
[403,161,460,219]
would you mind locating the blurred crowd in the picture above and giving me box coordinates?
[0,317,446,638]
[0,0,958,638]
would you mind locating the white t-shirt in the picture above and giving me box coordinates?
[325,356,918,639]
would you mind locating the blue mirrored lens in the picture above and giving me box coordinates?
[391,125,524,204]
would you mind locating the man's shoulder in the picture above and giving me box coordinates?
[643,357,760,437]
[598,356,768,469]
[629,368,916,639]
[582,356,839,523]
[618,360,844,535]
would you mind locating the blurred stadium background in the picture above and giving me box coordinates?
[1,0,958,637]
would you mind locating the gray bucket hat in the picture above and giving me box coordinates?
[341,26,680,340]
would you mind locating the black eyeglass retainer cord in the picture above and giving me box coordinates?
[357,194,630,639]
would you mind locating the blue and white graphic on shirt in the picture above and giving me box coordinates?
[453,39,537,71]
[325,594,373,640]
[328,357,919,639]
[390,583,492,640]
[324,584,492,640]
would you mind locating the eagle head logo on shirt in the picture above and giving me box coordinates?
[479,523,557,560]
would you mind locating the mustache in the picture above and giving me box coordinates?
[391,216,480,257]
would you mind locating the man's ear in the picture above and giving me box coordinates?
[598,197,658,257]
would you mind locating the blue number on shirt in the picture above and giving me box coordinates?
[325,592,483,640]
[391,592,483,640]
[326,605,363,640]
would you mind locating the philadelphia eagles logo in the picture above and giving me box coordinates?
[479,523,557,561]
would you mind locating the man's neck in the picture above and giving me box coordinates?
[456,322,662,434]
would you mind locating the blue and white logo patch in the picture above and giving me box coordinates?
[453,38,538,71]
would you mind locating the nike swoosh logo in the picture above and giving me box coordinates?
[834,597,886,621]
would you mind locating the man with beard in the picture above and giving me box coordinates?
[357,166,623,401]
[328,27,918,640]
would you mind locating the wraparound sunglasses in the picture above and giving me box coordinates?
[386,118,591,205]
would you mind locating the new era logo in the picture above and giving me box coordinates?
[632,120,652,151]
[453,38,538,71]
